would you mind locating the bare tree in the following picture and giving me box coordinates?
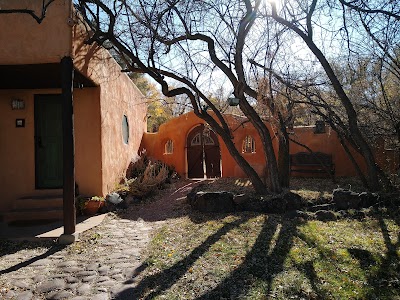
[74,0,285,193]
[3,0,398,192]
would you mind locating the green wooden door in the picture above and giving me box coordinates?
[35,95,63,188]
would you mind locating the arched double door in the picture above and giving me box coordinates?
[187,124,221,178]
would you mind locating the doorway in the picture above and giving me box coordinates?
[34,94,63,188]
[187,124,221,178]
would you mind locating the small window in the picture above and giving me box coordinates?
[164,139,173,154]
[191,133,215,146]
[191,133,201,146]
[203,135,215,145]
[314,120,326,134]
[242,135,256,153]
[122,115,129,144]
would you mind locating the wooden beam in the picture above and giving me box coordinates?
[61,56,76,235]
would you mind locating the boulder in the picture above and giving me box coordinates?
[308,203,335,212]
[359,192,379,208]
[285,210,312,220]
[188,191,235,213]
[263,192,303,213]
[315,210,337,221]
[283,192,303,211]
[233,194,251,205]
[186,184,206,205]
[265,196,288,214]
[333,188,360,210]
[239,197,269,212]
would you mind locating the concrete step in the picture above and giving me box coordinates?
[2,208,63,223]
[13,195,63,210]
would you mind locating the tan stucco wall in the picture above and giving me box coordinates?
[0,88,103,212]
[0,1,146,213]
[0,0,72,64]
[72,23,148,195]
[74,88,103,197]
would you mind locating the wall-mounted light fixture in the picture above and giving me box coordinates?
[11,98,25,110]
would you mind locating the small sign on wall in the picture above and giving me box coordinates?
[16,119,25,128]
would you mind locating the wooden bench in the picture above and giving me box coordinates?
[290,152,335,176]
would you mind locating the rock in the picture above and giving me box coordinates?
[107,192,123,204]
[189,191,235,213]
[239,198,269,212]
[233,194,250,205]
[265,196,288,214]
[15,291,33,300]
[186,184,206,205]
[315,210,337,221]
[97,266,111,275]
[77,283,91,295]
[37,279,65,293]
[359,192,379,208]
[46,291,74,300]
[333,188,360,210]
[284,210,311,220]
[13,280,31,289]
[283,192,303,211]
[308,203,335,212]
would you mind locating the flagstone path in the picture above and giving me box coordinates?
[0,180,202,300]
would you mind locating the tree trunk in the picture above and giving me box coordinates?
[278,133,290,188]
[199,112,269,195]
[271,13,382,191]
[239,100,282,193]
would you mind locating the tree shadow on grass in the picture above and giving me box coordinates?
[297,213,400,300]
[358,215,400,299]
[195,215,302,299]
[113,215,252,299]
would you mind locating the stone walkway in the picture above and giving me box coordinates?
[0,180,203,300]
[1,216,154,299]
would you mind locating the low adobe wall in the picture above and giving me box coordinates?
[141,112,391,179]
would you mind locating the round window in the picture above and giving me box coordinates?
[122,115,129,144]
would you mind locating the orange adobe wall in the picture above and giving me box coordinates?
[72,22,148,195]
[141,111,381,179]
[141,112,273,179]
[0,0,72,64]
[0,2,73,212]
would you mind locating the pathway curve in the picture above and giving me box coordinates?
[0,179,203,300]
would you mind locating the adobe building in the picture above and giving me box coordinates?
[141,111,398,180]
[1,1,398,240]
[0,0,147,237]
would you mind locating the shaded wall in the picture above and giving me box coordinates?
[0,0,71,64]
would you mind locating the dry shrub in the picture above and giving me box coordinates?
[128,162,169,197]
[117,151,172,198]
